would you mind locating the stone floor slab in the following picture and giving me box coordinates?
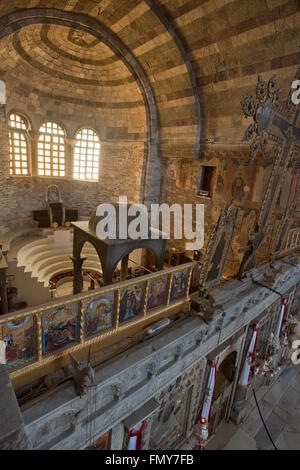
[205,421,238,451]
[254,410,285,450]
[279,365,299,383]
[272,405,289,423]
[263,379,291,407]
[281,430,300,450]
[290,369,300,392]
[223,428,257,450]
[274,431,290,450]
[277,387,300,415]
[248,385,269,407]
[241,399,272,437]
[283,408,300,433]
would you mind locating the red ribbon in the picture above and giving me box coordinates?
[128,421,145,450]
[198,441,204,451]
[207,358,218,422]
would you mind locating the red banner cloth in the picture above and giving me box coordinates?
[128,421,145,450]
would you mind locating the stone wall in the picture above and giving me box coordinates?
[0,90,146,234]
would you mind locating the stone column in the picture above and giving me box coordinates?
[29,131,39,177]
[102,267,114,286]
[0,257,8,314]
[71,256,86,295]
[110,423,125,450]
[230,383,251,425]
[120,255,129,281]
[65,138,76,180]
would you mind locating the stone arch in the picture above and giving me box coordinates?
[74,236,104,268]
[0,8,158,143]
[110,244,165,279]
[0,7,160,204]
[218,350,237,383]
[144,0,201,158]
[7,109,32,131]
[80,239,104,271]
[37,118,68,138]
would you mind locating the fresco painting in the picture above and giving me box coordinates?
[42,303,79,354]
[84,293,114,337]
[119,283,144,323]
[147,275,168,312]
[46,184,61,203]
[231,174,247,202]
[2,316,35,369]
[167,161,178,181]
[223,161,256,204]
[232,209,258,261]
[206,232,226,284]
[215,173,224,195]
[166,160,198,191]
[177,162,192,190]
[170,269,188,303]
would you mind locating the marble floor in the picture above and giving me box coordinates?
[204,363,300,450]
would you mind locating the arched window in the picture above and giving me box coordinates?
[8,113,29,176]
[38,122,65,177]
[73,128,100,181]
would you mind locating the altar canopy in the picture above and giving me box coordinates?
[71,203,166,292]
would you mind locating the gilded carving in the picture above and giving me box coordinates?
[238,71,300,277]
[199,202,238,288]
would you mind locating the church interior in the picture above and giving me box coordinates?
[0,0,299,451]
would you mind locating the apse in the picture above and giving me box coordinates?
[0,19,149,233]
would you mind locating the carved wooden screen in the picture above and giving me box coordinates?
[199,204,237,288]
[271,204,296,255]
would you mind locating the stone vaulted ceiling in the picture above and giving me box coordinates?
[0,0,202,155]
[0,0,299,155]
[0,23,142,104]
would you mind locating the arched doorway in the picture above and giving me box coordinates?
[112,247,158,282]
[208,351,237,434]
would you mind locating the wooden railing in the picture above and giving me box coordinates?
[0,262,195,382]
